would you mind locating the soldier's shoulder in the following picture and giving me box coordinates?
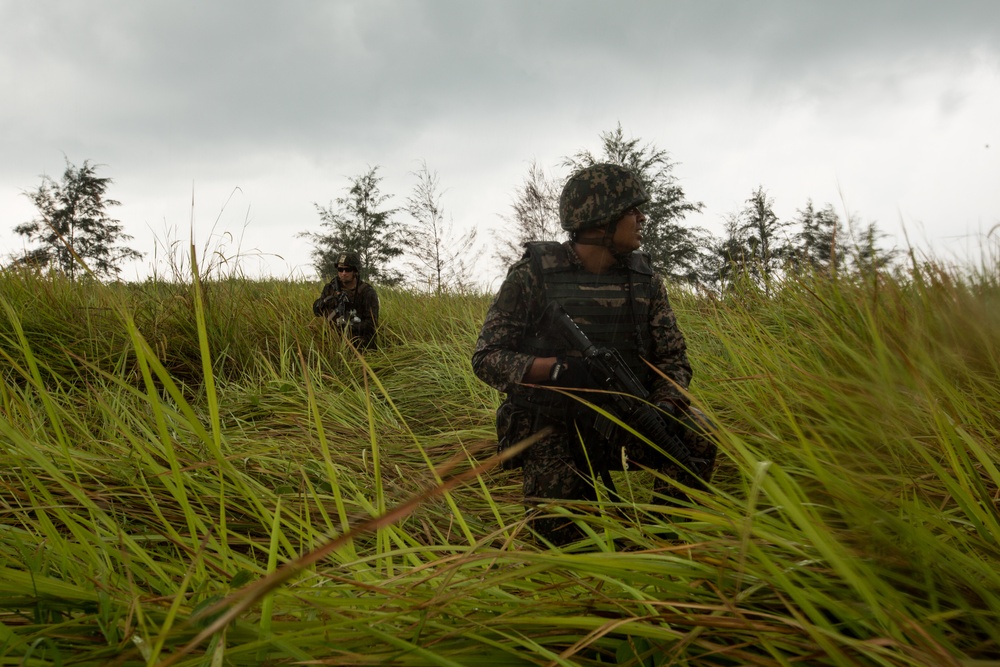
[626,250,655,275]
[522,240,577,274]
[503,256,533,280]
[491,258,543,312]
[524,240,565,253]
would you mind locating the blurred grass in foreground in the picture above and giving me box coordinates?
[0,247,998,665]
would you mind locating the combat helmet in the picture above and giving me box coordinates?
[559,163,649,233]
[335,251,361,272]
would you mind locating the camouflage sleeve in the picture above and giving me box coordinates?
[354,283,379,339]
[313,280,339,317]
[647,275,692,405]
[471,261,537,393]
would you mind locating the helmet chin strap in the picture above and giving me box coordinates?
[575,220,625,255]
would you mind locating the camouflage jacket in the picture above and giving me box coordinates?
[313,279,380,349]
[472,241,691,406]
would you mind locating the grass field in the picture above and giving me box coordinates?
[1,248,998,666]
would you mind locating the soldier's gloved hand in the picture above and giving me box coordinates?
[548,356,592,389]
[314,295,336,317]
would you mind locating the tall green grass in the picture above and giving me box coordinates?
[0,249,997,665]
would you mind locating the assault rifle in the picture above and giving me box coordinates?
[542,301,710,488]
[334,291,361,327]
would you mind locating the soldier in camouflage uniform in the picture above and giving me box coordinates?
[472,163,717,545]
[313,251,380,350]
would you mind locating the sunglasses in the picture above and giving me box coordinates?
[337,267,355,273]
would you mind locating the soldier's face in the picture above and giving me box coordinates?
[337,266,357,288]
[611,207,645,252]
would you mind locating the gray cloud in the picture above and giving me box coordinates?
[2,0,999,280]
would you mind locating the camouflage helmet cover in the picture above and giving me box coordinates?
[559,163,650,232]
[336,251,361,272]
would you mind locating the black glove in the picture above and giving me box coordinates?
[548,356,592,389]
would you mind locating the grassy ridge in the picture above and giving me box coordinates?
[0,253,998,666]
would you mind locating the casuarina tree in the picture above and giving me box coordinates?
[789,200,844,276]
[493,159,563,270]
[404,160,481,293]
[13,158,142,280]
[302,166,406,286]
[737,185,789,288]
[848,219,898,278]
[706,214,755,292]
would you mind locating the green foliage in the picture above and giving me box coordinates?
[707,185,789,292]
[1,246,999,664]
[11,158,142,280]
[709,190,902,294]
[790,199,845,275]
[738,185,788,279]
[850,218,900,276]
[302,166,406,285]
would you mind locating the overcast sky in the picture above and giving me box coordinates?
[2,0,999,287]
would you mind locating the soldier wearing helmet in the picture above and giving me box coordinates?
[472,163,716,546]
[312,251,380,350]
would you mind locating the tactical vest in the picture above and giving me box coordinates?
[510,241,655,414]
